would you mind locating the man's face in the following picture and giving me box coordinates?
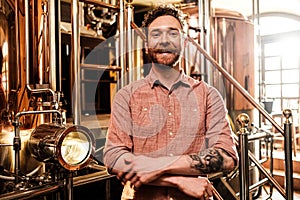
[147,15,183,67]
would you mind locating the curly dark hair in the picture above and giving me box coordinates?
[141,4,186,36]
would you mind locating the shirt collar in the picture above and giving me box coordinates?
[147,67,191,89]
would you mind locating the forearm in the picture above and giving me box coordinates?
[164,147,236,175]
[108,147,235,176]
[148,175,213,199]
[147,175,178,187]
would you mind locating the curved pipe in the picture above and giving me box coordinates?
[0,175,14,180]
[79,0,120,10]
[13,109,62,183]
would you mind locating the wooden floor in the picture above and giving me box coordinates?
[257,142,300,199]
[257,186,300,200]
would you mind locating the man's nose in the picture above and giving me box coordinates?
[160,32,170,44]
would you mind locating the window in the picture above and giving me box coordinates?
[261,29,300,125]
[258,14,300,126]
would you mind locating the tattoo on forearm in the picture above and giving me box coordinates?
[189,148,225,173]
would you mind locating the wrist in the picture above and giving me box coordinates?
[163,155,190,174]
[162,175,183,187]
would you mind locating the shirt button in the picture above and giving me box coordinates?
[169,153,173,156]
[169,198,173,200]
[168,112,172,116]
[169,132,173,136]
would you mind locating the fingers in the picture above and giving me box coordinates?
[203,191,213,200]
[206,182,213,197]
[199,178,213,200]
[116,158,135,184]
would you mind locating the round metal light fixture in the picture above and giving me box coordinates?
[28,124,95,171]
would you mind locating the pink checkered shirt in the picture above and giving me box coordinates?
[104,68,238,200]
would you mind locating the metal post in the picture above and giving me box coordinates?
[119,0,125,88]
[12,119,21,185]
[283,109,294,200]
[125,0,134,83]
[71,0,81,125]
[66,172,73,200]
[236,113,250,200]
[49,0,57,91]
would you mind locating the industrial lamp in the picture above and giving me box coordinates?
[28,124,95,171]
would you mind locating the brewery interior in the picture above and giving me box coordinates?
[0,0,300,199]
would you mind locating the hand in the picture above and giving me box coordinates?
[174,176,213,200]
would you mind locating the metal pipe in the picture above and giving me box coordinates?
[72,170,112,187]
[248,151,286,197]
[248,132,271,141]
[14,0,21,91]
[58,0,62,91]
[49,0,57,91]
[42,0,48,85]
[232,132,286,198]
[0,183,63,200]
[11,109,61,192]
[25,0,30,87]
[283,109,294,200]
[15,109,61,119]
[25,0,56,101]
[12,120,20,185]
[236,113,250,200]
[126,1,134,83]
[130,22,146,41]
[212,185,223,200]
[249,178,268,194]
[119,0,126,87]
[71,0,81,125]
[66,173,73,200]
[236,178,268,197]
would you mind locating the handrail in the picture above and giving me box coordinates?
[186,37,284,135]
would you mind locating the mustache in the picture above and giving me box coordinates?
[149,48,179,54]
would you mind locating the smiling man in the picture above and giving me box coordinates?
[103,4,238,200]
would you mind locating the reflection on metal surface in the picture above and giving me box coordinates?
[0,127,43,174]
[212,8,255,113]
[29,124,95,171]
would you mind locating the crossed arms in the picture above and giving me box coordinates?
[105,146,236,199]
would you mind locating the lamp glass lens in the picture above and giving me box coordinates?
[61,131,90,165]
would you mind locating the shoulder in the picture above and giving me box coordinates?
[114,78,150,100]
[185,76,223,101]
[185,76,215,93]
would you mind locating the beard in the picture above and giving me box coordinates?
[147,48,180,67]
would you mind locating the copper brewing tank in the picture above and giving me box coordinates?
[211,8,255,115]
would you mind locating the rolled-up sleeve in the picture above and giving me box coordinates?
[205,86,238,164]
[103,88,134,173]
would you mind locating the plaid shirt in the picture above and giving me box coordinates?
[104,68,238,200]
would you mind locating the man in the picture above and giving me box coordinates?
[103,4,238,200]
